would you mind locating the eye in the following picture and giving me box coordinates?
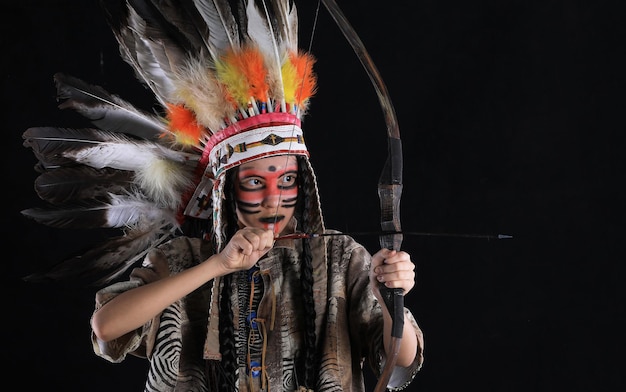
[278,173,297,188]
[240,177,264,190]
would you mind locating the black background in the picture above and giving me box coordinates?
[4,1,624,391]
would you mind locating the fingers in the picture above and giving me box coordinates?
[235,228,275,255]
[220,228,275,271]
[372,249,415,293]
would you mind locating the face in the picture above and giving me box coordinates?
[234,155,299,235]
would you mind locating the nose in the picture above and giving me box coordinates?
[261,178,281,208]
[261,192,281,208]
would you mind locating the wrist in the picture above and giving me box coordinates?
[200,253,230,279]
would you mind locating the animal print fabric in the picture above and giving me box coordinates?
[92,234,423,391]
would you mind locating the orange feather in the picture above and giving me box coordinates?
[166,104,204,146]
[289,51,317,104]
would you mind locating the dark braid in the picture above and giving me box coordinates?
[217,273,236,389]
[215,170,240,390]
[297,156,320,390]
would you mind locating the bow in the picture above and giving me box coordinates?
[319,1,406,389]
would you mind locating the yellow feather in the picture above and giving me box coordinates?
[216,52,249,106]
[282,59,298,103]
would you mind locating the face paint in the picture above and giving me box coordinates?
[235,155,299,234]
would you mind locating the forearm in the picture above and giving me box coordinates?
[381,306,419,367]
[91,254,229,342]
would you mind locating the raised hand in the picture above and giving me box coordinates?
[217,227,275,272]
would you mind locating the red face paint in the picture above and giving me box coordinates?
[235,155,299,235]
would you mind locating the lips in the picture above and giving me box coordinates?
[259,216,284,224]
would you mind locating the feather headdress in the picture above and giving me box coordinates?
[22,0,318,285]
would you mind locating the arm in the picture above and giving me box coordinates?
[91,227,275,342]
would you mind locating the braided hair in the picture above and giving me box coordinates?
[296,156,321,390]
[215,173,240,390]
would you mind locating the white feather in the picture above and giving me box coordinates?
[192,0,240,58]
[55,73,169,140]
[114,5,179,106]
[55,133,194,171]
[135,157,195,209]
[246,0,286,110]
[285,1,298,52]
[105,193,177,228]
[270,0,298,52]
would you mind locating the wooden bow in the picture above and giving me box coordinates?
[319,1,406,390]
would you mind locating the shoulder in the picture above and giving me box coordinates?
[148,236,214,273]
[325,229,368,251]
[324,230,371,267]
